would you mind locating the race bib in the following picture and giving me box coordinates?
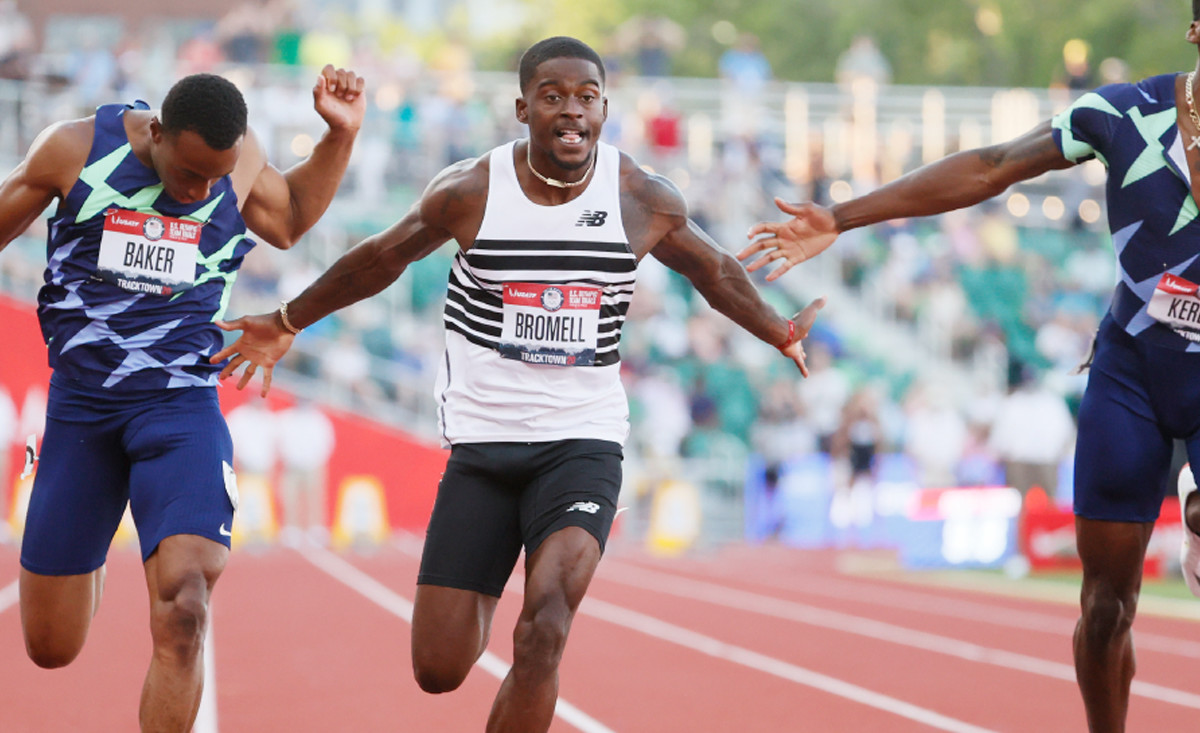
[1147,273,1200,341]
[95,209,201,296]
[498,283,601,366]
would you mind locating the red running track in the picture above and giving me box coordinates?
[3,540,1200,732]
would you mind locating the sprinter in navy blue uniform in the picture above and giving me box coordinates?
[739,9,1200,730]
[0,67,364,731]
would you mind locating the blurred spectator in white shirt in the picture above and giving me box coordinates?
[277,400,335,545]
[0,0,34,80]
[989,365,1076,497]
[226,399,278,478]
[903,381,968,487]
[835,35,892,90]
[797,342,850,454]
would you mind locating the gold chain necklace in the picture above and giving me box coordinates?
[525,142,595,188]
[1186,71,1200,150]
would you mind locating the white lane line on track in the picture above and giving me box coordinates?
[393,535,994,730]
[490,574,994,733]
[580,595,998,733]
[194,603,219,733]
[364,540,997,731]
[625,560,1200,659]
[294,543,615,733]
[597,563,1200,710]
[0,579,18,614]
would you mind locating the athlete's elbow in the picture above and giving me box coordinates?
[257,230,300,250]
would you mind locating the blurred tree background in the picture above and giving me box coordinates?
[469,0,1195,87]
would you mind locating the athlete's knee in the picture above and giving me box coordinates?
[23,608,90,668]
[20,569,101,669]
[1080,585,1138,643]
[151,573,209,664]
[511,599,572,675]
[413,656,471,694]
[411,631,476,695]
[25,631,85,669]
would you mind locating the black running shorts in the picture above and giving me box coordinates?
[417,439,623,597]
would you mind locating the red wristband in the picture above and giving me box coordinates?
[776,319,796,351]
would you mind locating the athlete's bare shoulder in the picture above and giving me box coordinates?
[21,116,95,197]
[617,150,687,257]
[230,124,270,201]
[419,151,491,243]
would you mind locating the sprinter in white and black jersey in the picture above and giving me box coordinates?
[213,36,824,733]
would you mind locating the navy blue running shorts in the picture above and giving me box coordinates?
[1075,315,1200,523]
[418,439,623,597]
[20,374,236,576]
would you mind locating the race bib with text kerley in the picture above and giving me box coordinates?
[1147,273,1200,341]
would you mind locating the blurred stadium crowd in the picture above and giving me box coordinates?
[0,1,1119,541]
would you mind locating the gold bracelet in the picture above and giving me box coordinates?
[278,301,302,335]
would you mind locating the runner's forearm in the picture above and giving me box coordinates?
[832,148,1011,232]
[694,255,792,346]
[833,123,1065,232]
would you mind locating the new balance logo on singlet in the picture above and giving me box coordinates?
[575,210,607,227]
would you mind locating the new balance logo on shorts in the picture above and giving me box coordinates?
[575,210,607,227]
[566,501,601,514]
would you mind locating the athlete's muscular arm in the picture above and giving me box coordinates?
[0,119,91,252]
[740,120,1074,280]
[237,65,366,249]
[627,165,824,376]
[211,157,488,395]
[279,159,485,328]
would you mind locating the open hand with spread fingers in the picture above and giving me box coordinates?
[739,197,840,281]
[209,311,296,397]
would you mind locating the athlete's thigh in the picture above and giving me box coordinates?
[411,584,500,670]
[523,526,603,611]
[144,533,229,604]
[418,443,524,597]
[1074,341,1172,523]
[21,415,129,576]
[1075,516,1154,594]
[125,388,235,562]
[520,439,623,556]
[19,567,102,662]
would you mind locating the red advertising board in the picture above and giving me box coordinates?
[1019,489,1182,578]
[0,293,445,539]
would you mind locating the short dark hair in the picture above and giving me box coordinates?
[160,74,248,151]
[1195,0,1199,21]
[518,36,606,93]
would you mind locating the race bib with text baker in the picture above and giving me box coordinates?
[95,208,201,296]
[1147,273,1200,341]
[498,283,600,366]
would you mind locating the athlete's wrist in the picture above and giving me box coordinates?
[775,319,796,351]
[277,301,302,335]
